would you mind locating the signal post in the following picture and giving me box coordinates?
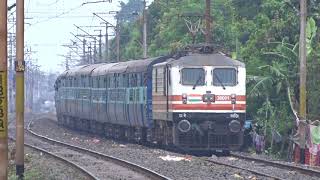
[0,0,8,179]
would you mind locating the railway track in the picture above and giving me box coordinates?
[8,136,97,180]
[206,157,285,180]
[27,119,171,180]
[230,152,320,178]
[206,152,320,180]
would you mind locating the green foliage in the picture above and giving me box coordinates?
[117,0,144,23]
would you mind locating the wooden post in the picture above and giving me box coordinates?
[0,0,8,179]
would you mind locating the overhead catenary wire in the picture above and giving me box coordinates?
[30,4,83,26]
[9,0,117,71]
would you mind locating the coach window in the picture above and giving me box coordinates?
[135,74,138,87]
[117,74,120,87]
[103,77,107,88]
[113,74,116,88]
[163,68,166,95]
[117,74,120,88]
[137,73,141,87]
[109,76,112,88]
[100,76,104,88]
[122,74,126,87]
[82,76,85,87]
[155,69,158,92]
[143,73,147,86]
[107,76,110,88]
[212,68,237,86]
[181,68,205,86]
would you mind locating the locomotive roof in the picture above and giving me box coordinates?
[163,53,245,67]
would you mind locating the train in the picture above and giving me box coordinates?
[54,45,246,152]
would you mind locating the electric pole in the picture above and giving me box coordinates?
[105,23,109,62]
[94,29,102,62]
[93,40,97,63]
[0,0,8,179]
[142,0,147,58]
[92,13,115,63]
[299,0,307,119]
[74,25,99,64]
[88,43,92,64]
[205,0,212,43]
[15,0,25,178]
[116,13,120,62]
[83,38,87,64]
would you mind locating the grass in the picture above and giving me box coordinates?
[8,153,45,180]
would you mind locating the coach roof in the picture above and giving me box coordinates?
[72,63,104,76]
[64,65,90,77]
[107,57,160,74]
[91,63,118,76]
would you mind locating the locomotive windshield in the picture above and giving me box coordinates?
[181,68,205,86]
[212,68,236,86]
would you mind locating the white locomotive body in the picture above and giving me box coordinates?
[152,53,246,150]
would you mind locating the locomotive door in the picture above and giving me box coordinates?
[152,66,169,121]
[165,66,169,119]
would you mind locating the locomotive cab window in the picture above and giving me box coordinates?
[212,68,237,86]
[181,68,205,86]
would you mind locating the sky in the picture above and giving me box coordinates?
[7,0,136,73]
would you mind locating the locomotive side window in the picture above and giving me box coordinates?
[212,68,237,86]
[181,68,205,86]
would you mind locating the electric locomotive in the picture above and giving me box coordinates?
[54,45,246,152]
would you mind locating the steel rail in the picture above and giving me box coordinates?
[27,120,171,180]
[230,152,320,178]
[206,159,285,180]
[8,136,98,180]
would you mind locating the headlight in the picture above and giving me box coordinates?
[178,119,191,133]
[229,120,241,133]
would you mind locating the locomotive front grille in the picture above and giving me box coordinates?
[229,134,240,145]
[177,130,242,150]
[178,132,207,148]
[174,113,245,150]
[208,134,228,148]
